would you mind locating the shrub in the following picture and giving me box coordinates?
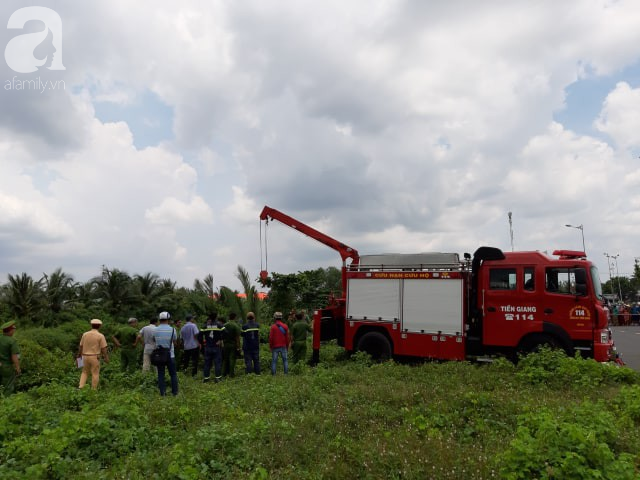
[17,339,75,389]
[498,402,638,479]
[515,348,639,389]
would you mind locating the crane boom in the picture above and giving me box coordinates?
[259,206,359,297]
[260,206,359,265]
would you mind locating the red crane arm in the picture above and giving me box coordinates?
[260,206,359,266]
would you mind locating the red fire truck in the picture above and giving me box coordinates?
[260,206,616,363]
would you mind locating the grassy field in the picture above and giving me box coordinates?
[1,343,639,479]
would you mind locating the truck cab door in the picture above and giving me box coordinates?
[543,267,593,343]
[482,266,540,347]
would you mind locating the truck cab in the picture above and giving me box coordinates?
[477,249,614,361]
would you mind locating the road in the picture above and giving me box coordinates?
[611,326,640,371]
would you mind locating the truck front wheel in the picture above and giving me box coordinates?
[518,333,565,356]
[356,331,392,361]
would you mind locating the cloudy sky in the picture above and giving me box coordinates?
[1,1,640,293]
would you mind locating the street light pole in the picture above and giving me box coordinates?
[565,224,586,254]
[604,253,615,296]
[613,254,623,301]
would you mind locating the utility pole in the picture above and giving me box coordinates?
[613,254,622,301]
[604,253,615,297]
[508,212,514,252]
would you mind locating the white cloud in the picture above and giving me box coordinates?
[224,186,259,225]
[145,196,213,225]
[595,82,640,150]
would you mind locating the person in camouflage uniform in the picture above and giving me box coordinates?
[111,318,140,373]
[0,321,21,395]
[290,312,313,364]
[222,312,242,378]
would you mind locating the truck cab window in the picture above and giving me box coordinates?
[524,267,535,291]
[489,268,516,290]
[546,267,587,295]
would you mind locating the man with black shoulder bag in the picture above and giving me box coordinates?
[152,312,179,396]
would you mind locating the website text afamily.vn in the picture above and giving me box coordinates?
[5,76,66,93]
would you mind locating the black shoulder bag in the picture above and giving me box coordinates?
[150,329,174,366]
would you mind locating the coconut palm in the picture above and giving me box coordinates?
[193,274,217,314]
[41,268,76,313]
[236,265,259,320]
[4,273,43,322]
[92,267,137,315]
[218,285,244,315]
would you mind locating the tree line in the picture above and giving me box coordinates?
[0,265,343,327]
[602,259,640,304]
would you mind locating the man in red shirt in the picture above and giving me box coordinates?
[269,312,290,375]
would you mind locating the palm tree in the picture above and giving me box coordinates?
[5,273,43,322]
[193,274,217,313]
[133,272,163,318]
[92,267,137,315]
[193,274,215,297]
[75,280,97,306]
[236,265,259,320]
[41,268,76,313]
[134,272,160,299]
[218,285,244,315]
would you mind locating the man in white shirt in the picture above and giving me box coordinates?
[134,317,157,372]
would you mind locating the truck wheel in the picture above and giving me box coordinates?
[519,334,564,355]
[357,332,392,361]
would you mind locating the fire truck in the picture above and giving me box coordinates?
[260,206,616,363]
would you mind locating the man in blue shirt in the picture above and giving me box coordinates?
[153,311,179,396]
[180,314,200,377]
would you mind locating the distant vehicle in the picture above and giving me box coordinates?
[260,206,617,363]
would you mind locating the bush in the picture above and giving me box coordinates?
[515,348,640,389]
[498,402,639,479]
[17,339,75,389]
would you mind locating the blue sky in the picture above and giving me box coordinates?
[94,90,174,149]
[555,60,640,152]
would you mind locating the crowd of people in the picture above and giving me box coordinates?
[610,302,640,326]
[74,309,314,396]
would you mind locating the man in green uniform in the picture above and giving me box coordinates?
[111,317,140,373]
[222,312,241,378]
[0,321,21,396]
[290,312,313,364]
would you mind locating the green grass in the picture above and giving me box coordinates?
[1,344,639,479]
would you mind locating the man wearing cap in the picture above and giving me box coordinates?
[111,317,140,373]
[269,312,290,375]
[78,319,109,389]
[241,312,261,374]
[180,314,200,377]
[153,311,179,396]
[0,321,21,395]
[135,317,157,372]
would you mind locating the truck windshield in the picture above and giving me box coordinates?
[590,266,604,301]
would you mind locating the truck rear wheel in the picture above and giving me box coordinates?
[356,331,392,361]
